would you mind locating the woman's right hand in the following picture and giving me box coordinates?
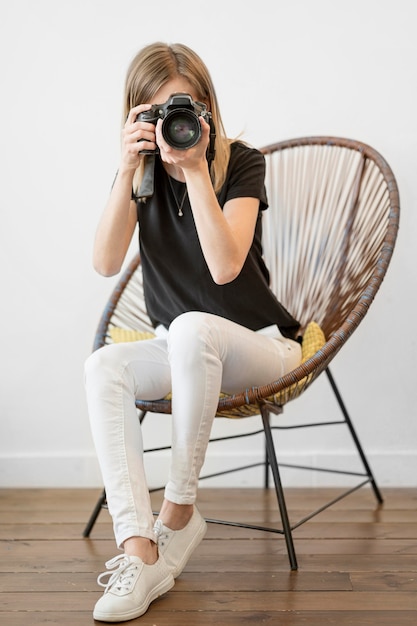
[121,104,157,170]
[93,104,156,276]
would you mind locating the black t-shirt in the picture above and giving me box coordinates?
[136,141,300,338]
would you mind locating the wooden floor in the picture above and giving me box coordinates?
[0,487,416,625]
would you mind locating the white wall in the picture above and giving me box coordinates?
[1,0,416,488]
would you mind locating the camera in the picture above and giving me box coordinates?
[137,93,215,155]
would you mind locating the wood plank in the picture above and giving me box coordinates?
[2,486,416,528]
[350,572,417,591]
[3,507,417,525]
[0,570,352,592]
[1,520,417,540]
[1,611,417,626]
[187,554,417,573]
[2,555,416,575]
[2,536,415,562]
[2,589,417,612]
[163,590,417,612]
[1,486,415,510]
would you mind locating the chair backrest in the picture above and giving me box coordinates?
[94,137,399,368]
[260,137,399,339]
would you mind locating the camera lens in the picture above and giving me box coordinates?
[162,109,201,149]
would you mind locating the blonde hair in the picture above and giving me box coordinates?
[123,42,231,194]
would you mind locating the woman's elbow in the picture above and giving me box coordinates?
[211,262,242,285]
[93,255,122,277]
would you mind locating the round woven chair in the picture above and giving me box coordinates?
[84,136,400,570]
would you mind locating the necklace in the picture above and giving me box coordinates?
[167,175,188,217]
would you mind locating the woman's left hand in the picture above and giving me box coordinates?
[155,117,211,172]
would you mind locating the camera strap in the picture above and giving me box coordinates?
[207,118,216,164]
[138,155,156,199]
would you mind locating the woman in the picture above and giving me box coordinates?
[85,41,301,622]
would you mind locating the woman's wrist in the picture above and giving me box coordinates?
[183,159,210,185]
[117,162,139,178]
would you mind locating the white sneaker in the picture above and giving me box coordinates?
[93,553,174,622]
[153,507,207,578]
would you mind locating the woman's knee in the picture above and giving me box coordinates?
[169,311,208,334]
[168,312,222,363]
[168,312,215,347]
[84,344,123,388]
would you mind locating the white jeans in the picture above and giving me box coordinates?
[84,311,301,548]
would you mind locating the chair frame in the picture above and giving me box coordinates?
[83,136,400,571]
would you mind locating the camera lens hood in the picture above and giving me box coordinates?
[162,108,202,150]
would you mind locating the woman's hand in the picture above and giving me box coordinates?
[121,104,157,171]
[155,116,211,173]
[93,103,159,276]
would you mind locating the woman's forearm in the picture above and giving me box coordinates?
[93,167,138,276]
[184,164,258,285]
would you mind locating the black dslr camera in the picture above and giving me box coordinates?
[137,93,215,160]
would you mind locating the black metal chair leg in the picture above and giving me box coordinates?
[260,405,298,570]
[325,367,384,504]
[264,439,270,488]
[83,488,107,538]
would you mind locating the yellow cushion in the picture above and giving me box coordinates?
[267,321,325,409]
[300,321,326,363]
[109,327,156,343]
[108,321,326,415]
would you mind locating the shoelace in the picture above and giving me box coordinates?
[153,519,164,539]
[153,519,171,547]
[97,554,140,593]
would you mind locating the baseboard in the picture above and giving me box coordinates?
[0,450,415,488]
